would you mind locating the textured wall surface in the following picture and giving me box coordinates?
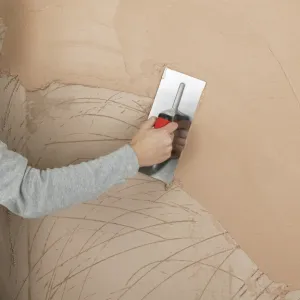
[1,0,300,298]
[1,78,300,299]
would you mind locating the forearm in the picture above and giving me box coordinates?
[0,142,139,218]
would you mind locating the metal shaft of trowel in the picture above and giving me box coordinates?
[171,82,186,119]
[154,82,186,129]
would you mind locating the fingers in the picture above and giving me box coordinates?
[159,133,174,151]
[169,132,175,141]
[174,137,186,147]
[162,122,178,134]
[172,136,186,157]
[177,120,191,130]
[172,126,190,158]
[140,116,157,129]
[173,129,188,151]
[172,145,184,158]
[175,129,188,139]
[160,130,175,159]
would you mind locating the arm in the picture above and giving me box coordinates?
[0,141,139,218]
[0,118,178,219]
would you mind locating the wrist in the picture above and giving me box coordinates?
[130,144,142,167]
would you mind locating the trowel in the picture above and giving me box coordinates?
[154,82,189,129]
[139,68,206,184]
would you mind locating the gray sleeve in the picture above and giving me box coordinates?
[0,141,139,218]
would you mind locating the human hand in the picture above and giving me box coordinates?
[131,117,178,167]
[172,120,191,158]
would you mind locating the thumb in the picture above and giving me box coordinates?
[140,116,157,130]
[162,122,178,133]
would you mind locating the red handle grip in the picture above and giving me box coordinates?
[154,117,171,129]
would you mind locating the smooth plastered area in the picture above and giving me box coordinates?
[1,0,300,298]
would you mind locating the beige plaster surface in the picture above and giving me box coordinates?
[1,0,300,298]
[2,73,300,300]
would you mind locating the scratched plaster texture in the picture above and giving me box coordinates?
[1,74,300,299]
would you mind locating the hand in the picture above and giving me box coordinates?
[131,117,178,167]
[172,120,191,158]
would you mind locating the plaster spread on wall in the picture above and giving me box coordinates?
[3,76,298,299]
[1,0,300,295]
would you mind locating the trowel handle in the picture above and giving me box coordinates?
[154,117,171,129]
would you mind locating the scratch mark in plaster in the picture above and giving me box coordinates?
[230,283,245,300]
[197,248,236,300]
[2,80,20,132]
[122,197,208,217]
[254,281,273,300]
[153,185,177,202]
[49,237,203,290]
[77,205,165,254]
[3,75,17,91]
[14,233,69,300]
[140,248,236,300]
[125,261,161,287]
[44,138,130,146]
[37,232,194,283]
[60,281,68,300]
[42,218,57,255]
[117,232,229,300]
[46,225,80,300]
[83,203,166,228]
[77,257,98,300]
[55,215,170,239]
[34,96,146,121]
[200,261,243,282]
[268,45,300,109]
[240,289,247,298]
[29,217,46,254]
